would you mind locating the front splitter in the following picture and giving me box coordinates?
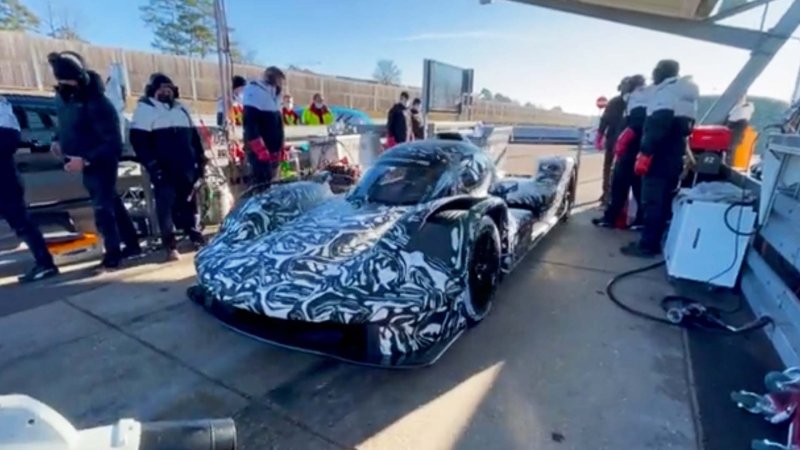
[187,285,462,369]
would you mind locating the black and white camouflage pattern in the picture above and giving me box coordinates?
[195,142,575,359]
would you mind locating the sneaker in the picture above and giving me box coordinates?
[17,264,59,283]
[620,242,660,258]
[100,254,122,270]
[591,217,614,228]
[629,223,645,232]
[121,244,143,259]
[188,233,207,250]
[165,249,181,262]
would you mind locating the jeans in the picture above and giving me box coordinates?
[82,162,139,257]
[153,177,201,249]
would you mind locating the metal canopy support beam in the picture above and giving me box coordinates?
[707,0,774,22]
[510,0,767,49]
[702,0,800,123]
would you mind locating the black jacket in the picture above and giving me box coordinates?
[129,97,205,183]
[641,76,699,178]
[386,103,409,143]
[410,108,424,140]
[598,95,626,147]
[53,71,122,166]
[242,80,284,154]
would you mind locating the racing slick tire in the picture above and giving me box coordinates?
[465,216,502,326]
[559,171,577,223]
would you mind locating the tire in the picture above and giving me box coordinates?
[464,216,502,326]
[559,172,577,223]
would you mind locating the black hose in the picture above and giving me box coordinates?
[605,260,772,334]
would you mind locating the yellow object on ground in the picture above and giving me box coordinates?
[47,233,103,265]
[732,126,757,171]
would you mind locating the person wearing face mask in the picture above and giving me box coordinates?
[130,73,207,262]
[242,66,286,187]
[302,93,334,126]
[0,96,58,283]
[621,60,699,257]
[282,95,300,126]
[410,97,425,140]
[216,75,247,127]
[596,77,631,206]
[386,91,411,148]
[593,74,649,229]
[47,51,141,270]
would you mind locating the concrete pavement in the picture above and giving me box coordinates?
[0,146,703,449]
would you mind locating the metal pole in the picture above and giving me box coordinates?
[214,0,232,129]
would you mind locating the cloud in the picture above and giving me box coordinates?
[393,30,534,42]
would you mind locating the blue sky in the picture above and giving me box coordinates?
[28,0,800,114]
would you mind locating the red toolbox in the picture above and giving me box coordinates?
[689,125,732,153]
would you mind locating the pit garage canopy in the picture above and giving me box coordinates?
[557,0,720,19]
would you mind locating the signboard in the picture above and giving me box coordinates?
[596,96,608,109]
[422,59,475,114]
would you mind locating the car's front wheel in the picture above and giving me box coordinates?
[465,216,502,326]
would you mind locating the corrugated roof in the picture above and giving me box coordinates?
[539,0,721,19]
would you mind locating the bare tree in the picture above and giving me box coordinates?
[0,0,40,32]
[42,0,85,42]
[373,59,401,85]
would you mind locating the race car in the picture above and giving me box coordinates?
[188,139,577,367]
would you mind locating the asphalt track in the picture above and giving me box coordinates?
[0,144,783,449]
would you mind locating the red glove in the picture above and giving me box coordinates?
[614,128,635,159]
[634,153,653,177]
[594,132,604,150]
[248,138,271,162]
[385,136,397,150]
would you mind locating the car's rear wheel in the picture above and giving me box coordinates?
[465,216,502,326]
[559,171,577,223]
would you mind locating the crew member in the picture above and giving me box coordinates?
[130,73,207,262]
[0,96,58,282]
[216,75,246,127]
[410,97,425,140]
[386,91,411,147]
[282,95,300,126]
[593,75,648,229]
[596,77,630,206]
[242,66,286,187]
[621,60,699,257]
[302,93,334,126]
[48,51,141,270]
[726,95,755,164]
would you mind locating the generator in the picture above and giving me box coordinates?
[687,125,732,185]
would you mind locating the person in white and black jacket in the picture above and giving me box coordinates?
[242,66,286,188]
[130,73,207,262]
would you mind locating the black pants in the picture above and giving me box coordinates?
[639,171,681,251]
[603,152,642,225]
[247,151,279,187]
[82,163,139,257]
[154,177,201,249]
[0,155,54,267]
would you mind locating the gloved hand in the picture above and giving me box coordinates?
[634,153,653,177]
[594,132,604,150]
[248,138,271,162]
[614,128,635,158]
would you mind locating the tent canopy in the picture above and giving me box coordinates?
[554,0,721,19]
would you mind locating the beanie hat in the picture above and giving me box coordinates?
[47,52,87,83]
[146,73,175,97]
[232,75,246,90]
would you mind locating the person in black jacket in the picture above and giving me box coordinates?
[242,66,286,188]
[596,77,630,205]
[0,96,58,283]
[48,51,141,270]
[410,97,425,140]
[130,73,206,262]
[621,60,699,257]
[386,91,410,147]
[593,75,648,229]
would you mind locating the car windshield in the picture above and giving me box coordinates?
[350,160,448,206]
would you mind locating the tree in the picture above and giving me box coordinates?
[42,0,85,42]
[478,88,493,100]
[493,92,513,103]
[140,0,216,57]
[373,59,401,85]
[0,0,40,32]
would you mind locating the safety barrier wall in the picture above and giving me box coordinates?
[0,31,590,127]
[739,135,800,367]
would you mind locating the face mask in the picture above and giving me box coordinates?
[314,102,324,108]
[402,100,409,107]
[56,84,78,100]
[156,93,174,104]
[286,103,294,110]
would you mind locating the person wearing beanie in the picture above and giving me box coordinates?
[281,94,299,126]
[47,51,141,270]
[242,66,286,187]
[130,72,207,262]
[621,59,699,258]
[216,75,247,127]
[0,96,58,283]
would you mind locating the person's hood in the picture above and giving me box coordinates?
[648,76,699,119]
[85,70,106,96]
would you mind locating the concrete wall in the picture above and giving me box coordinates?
[0,31,590,127]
